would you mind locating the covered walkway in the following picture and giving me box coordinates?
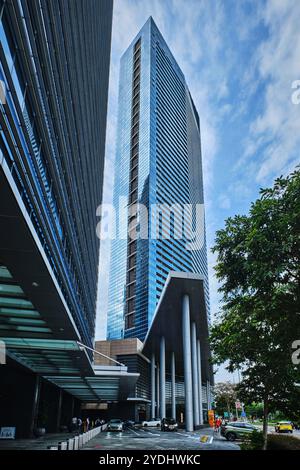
[143,272,214,431]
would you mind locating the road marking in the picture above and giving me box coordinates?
[128,428,140,436]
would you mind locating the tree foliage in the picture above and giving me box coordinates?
[210,167,300,446]
[213,381,237,415]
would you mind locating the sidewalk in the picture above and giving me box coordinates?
[0,432,77,450]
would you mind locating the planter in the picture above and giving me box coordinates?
[34,427,46,437]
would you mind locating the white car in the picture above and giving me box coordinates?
[141,419,161,427]
[107,419,124,432]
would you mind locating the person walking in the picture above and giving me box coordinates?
[71,416,77,432]
[215,417,221,433]
[95,418,101,427]
[77,417,82,433]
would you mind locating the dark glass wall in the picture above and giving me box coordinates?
[0,0,113,346]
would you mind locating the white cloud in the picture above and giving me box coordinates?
[218,194,231,210]
[242,0,300,184]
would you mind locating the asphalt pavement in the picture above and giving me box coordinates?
[82,426,240,451]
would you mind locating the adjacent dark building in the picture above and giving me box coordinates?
[0,0,113,437]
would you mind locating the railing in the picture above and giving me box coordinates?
[47,424,107,451]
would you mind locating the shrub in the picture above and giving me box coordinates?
[240,430,264,450]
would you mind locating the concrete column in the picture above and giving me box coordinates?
[71,396,75,419]
[30,375,41,436]
[156,364,160,419]
[191,322,200,426]
[151,352,156,419]
[197,339,203,425]
[160,336,166,419]
[206,381,211,411]
[171,352,176,420]
[56,389,63,432]
[182,294,193,431]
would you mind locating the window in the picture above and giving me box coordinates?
[128,269,136,283]
[131,178,138,191]
[127,283,135,298]
[131,145,138,158]
[125,313,134,329]
[129,241,136,255]
[130,190,137,204]
[133,64,140,76]
[128,254,136,268]
[131,155,138,168]
[134,38,141,52]
[132,113,139,126]
[130,166,138,180]
[133,95,139,107]
[133,87,140,101]
[127,298,135,313]
[132,124,139,136]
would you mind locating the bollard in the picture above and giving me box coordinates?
[68,438,74,450]
[58,441,67,450]
[74,435,79,450]
[48,445,58,450]
[79,434,83,448]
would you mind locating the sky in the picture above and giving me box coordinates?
[96,0,300,382]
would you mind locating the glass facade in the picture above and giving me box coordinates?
[107,17,210,341]
[0,0,113,348]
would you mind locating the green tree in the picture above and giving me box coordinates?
[210,167,300,449]
[244,402,264,420]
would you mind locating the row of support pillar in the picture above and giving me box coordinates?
[150,294,210,431]
[30,376,74,435]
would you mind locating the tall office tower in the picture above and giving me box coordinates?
[0,0,113,352]
[107,17,210,341]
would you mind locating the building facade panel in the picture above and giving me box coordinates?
[0,0,113,346]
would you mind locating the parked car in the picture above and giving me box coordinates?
[275,421,293,433]
[141,419,161,427]
[124,419,135,428]
[107,419,124,432]
[221,422,258,441]
[161,418,178,432]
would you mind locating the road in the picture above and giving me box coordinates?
[82,426,240,451]
[255,424,300,439]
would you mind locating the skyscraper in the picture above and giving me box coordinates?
[107,17,210,341]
